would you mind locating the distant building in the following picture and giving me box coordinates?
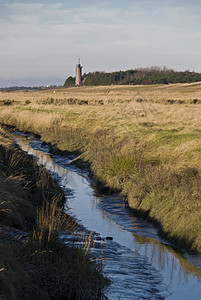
[75,59,82,86]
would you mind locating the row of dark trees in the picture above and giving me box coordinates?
[64,67,201,87]
[0,85,58,92]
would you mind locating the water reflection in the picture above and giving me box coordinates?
[133,235,201,281]
[97,194,201,276]
[12,132,201,300]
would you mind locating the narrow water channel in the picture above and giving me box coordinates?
[12,132,201,300]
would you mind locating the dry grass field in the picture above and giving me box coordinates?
[0,82,201,252]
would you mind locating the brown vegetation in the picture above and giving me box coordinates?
[0,126,107,299]
[0,83,201,252]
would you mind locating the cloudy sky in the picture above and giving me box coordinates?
[0,0,201,87]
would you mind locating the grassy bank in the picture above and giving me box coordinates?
[0,126,107,299]
[0,83,201,252]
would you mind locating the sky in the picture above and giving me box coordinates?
[0,0,201,87]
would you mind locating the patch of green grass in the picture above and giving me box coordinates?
[21,107,54,113]
[193,128,201,133]
[156,131,200,147]
[190,147,201,153]
[64,111,81,120]
[106,155,136,177]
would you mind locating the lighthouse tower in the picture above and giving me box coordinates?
[75,59,82,86]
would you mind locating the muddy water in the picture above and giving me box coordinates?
[12,132,201,300]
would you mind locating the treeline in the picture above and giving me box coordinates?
[0,85,59,92]
[0,86,40,92]
[64,67,201,86]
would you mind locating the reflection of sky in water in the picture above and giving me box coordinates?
[12,132,201,300]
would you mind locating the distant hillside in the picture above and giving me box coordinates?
[64,67,201,86]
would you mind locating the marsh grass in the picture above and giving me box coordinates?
[0,126,107,299]
[31,197,107,300]
[0,83,201,251]
[33,196,76,247]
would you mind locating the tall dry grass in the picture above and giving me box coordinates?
[0,83,201,251]
[31,197,107,300]
[0,125,107,299]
